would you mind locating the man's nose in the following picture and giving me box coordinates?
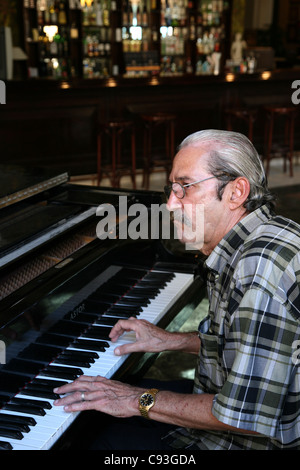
[166,191,182,212]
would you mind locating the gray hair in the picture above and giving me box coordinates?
[179,129,276,212]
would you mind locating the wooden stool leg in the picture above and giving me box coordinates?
[166,120,175,183]
[143,124,151,190]
[97,133,102,186]
[289,114,295,177]
[131,128,136,189]
[248,117,254,142]
[170,120,175,159]
[266,112,273,175]
[226,114,233,131]
[111,128,117,187]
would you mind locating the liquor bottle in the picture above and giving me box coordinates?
[44,0,51,25]
[171,1,179,27]
[37,0,44,26]
[58,1,67,25]
[128,1,133,25]
[103,0,110,26]
[49,1,58,23]
[136,3,141,25]
[123,0,129,26]
[142,0,148,26]
[82,2,90,25]
[165,0,171,27]
[95,0,103,26]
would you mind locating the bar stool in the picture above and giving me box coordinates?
[97,118,136,188]
[264,106,298,177]
[224,107,257,141]
[140,112,176,189]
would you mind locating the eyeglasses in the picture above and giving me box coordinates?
[164,176,217,199]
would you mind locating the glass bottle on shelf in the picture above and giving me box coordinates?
[191,0,227,75]
[103,0,110,26]
[160,0,188,76]
[58,1,68,25]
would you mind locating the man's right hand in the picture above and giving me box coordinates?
[109,317,172,356]
[109,317,201,356]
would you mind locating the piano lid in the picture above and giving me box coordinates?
[0,164,68,210]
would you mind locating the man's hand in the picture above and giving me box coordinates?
[110,317,201,356]
[53,375,142,417]
[109,317,173,356]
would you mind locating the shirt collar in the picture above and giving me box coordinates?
[204,205,273,275]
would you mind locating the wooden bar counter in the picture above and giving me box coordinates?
[1,68,299,177]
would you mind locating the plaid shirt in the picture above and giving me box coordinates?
[165,205,300,450]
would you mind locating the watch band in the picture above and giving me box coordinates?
[139,388,159,419]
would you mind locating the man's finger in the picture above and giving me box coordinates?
[109,317,139,342]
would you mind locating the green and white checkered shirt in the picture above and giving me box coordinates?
[165,205,300,450]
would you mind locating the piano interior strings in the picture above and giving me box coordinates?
[0,166,204,450]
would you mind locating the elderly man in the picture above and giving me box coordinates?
[54,130,300,450]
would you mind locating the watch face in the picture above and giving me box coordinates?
[140,393,154,407]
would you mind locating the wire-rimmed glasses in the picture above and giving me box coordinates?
[164,176,217,199]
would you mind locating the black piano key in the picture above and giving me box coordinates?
[40,365,83,380]
[113,268,147,280]
[0,413,36,427]
[123,293,151,302]
[94,317,119,327]
[53,356,91,368]
[0,372,30,395]
[2,359,44,377]
[0,441,13,450]
[9,397,52,410]
[133,283,161,292]
[61,349,99,360]
[0,427,23,440]
[117,298,149,307]
[144,272,175,281]
[35,333,72,348]
[105,307,140,316]
[21,387,60,400]
[0,394,11,407]
[3,402,46,416]
[23,378,67,400]
[81,326,111,340]
[19,344,63,363]
[59,351,95,364]
[48,321,87,338]
[137,280,167,288]
[80,331,109,341]
[71,339,108,352]
[30,378,68,389]
[0,419,30,433]
[83,300,113,314]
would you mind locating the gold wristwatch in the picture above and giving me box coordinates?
[139,388,159,419]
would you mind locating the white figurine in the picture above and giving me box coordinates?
[231,32,247,64]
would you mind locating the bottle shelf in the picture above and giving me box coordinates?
[23,0,231,79]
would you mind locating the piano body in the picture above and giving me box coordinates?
[0,165,205,450]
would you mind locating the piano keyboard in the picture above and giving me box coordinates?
[0,268,194,450]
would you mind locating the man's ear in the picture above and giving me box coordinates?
[226,177,250,210]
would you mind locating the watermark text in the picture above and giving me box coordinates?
[0,340,6,364]
[0,80,6,104]
[95,196,205,250]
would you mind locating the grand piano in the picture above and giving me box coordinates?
[0,165,205,450]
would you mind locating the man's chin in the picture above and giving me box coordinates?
[173,223,203,251]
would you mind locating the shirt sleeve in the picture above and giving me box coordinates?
[211,287,299,438]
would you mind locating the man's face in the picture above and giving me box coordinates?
[166,145,229,255]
